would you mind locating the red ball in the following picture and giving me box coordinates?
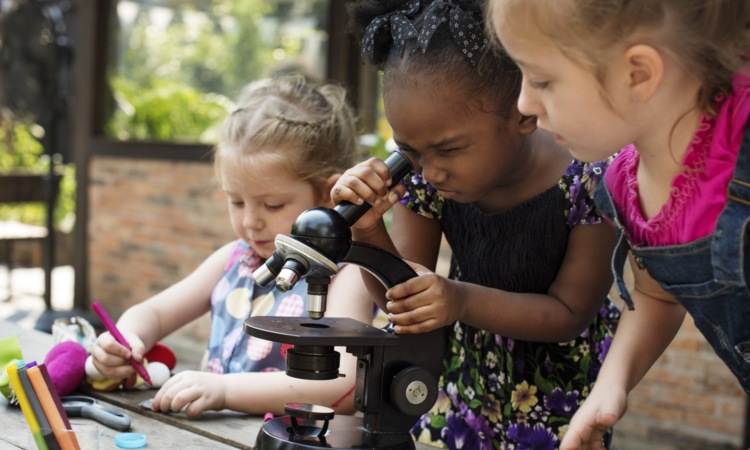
[143,342,177,371]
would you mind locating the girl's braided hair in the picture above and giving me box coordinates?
[347,0,522,117]
[214,74,366,192]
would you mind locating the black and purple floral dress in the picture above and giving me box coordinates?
[402,158,621,450]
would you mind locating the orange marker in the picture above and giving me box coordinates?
[27,364,80,450]
[18,363,59,450]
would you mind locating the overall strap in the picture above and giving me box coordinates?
[593,181,636,310]
[712,118,750,283]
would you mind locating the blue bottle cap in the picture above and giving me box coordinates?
[115,432,147,448]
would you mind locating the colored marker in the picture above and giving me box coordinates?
[18,362,59,450]
[35,362,73,430]
[91,301,152,385]
[7,362,48,450]
[27,364,80,450]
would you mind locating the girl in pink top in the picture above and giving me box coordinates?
[488,0,750,449]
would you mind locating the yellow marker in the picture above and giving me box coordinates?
[7,362,48,450]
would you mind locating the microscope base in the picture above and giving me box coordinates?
[255,414,416,450]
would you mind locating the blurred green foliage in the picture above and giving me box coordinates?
[0,120,75,230]
[104,0,327,143]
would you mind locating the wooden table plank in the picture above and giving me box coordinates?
[1,320,55,364]
[85,388,262,449]
[0,321,240,449]
[0,405,242,449]
[1,320,439,449]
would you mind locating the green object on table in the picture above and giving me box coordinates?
[0,335,24,401]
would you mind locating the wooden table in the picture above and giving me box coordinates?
[0,321,240,449]
[0,320,439,449]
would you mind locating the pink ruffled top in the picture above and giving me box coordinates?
[605,72,750,247]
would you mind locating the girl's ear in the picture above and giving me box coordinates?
[518,113,538,135]
[319,173,341,207]
[624,44,663,102]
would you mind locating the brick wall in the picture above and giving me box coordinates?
[88,156,235,345]
[610,265,748,449]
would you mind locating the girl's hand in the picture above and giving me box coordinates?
[331,157,406,232]
[90,330,147,381]
[385,261,463,334]
[559,383,626,450]
[151,371,226,417]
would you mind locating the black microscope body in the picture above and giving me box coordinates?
[245,150,446,449]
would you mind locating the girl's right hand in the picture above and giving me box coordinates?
[331,157,406,231]
[559,382,626,450]
[90,330,147,381]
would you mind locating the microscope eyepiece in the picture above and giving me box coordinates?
[252,251,284,287]
[275,257,309,292]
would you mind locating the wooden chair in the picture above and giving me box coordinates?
[0,171,62,307]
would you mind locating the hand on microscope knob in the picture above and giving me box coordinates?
[385,260,465,334]
[331,156,407,232]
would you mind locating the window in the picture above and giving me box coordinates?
[103,0,330,143]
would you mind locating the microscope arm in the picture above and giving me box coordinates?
[343,242,416,288]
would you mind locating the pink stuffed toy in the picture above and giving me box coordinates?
[44,341,88,396]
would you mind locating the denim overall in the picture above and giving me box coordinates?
[594,121,750,393]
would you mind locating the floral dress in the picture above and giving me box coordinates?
[201,240,308,374]
[403,159,621,450]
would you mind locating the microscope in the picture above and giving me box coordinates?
[245,150,446,450]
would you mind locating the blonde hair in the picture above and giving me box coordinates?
[489,0,750,113]
[214,74,365,194]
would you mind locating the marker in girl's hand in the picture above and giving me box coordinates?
[91,301,153,386]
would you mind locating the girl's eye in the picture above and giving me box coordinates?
[398,147,417,156]
[265,204,284,210]
[528,79,549,90]
[229,200,243,206]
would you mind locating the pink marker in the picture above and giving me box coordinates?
[91,301,152,386]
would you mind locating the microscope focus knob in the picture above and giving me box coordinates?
[390,366,439,417]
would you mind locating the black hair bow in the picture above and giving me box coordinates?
[361,0,420,61]
[415,0,487,66]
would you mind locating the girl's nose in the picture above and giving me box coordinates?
[243,210,263,230]
[421,161,447,186]
[516,82,539,118]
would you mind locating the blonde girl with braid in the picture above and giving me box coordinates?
[91,74,373,417]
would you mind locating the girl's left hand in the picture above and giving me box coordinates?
[151,370,226,417]
[385,261,464,334]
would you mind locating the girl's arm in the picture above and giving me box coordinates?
[153,264,376,416]
[388,219,616,341]
[560,255,686,450]
[390,202,443,272]
[92,242,235,379]
[590,253,686,392]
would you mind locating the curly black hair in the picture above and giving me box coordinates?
[346,0,522,116]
